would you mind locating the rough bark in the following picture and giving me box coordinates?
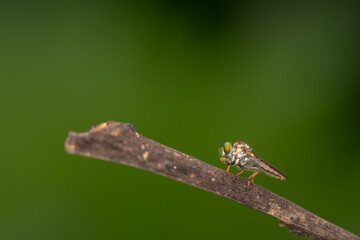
[64,121,359,240]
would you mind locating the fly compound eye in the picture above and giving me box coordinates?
[224,142,231,155]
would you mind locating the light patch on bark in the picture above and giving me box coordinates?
[142,151,149,160]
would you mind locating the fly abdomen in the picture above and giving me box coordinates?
[262,168,287,180]
[252,154,288,180]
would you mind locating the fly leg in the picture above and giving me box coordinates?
[226,164,231,173]
[220,157,227,164]
[236,170,245,176]
[220,157,232,174]
[247,170,260,186]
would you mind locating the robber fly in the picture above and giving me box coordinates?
[219,141,288,185]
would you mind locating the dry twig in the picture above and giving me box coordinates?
[64,121,359,240]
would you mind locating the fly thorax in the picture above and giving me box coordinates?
[240,159,247,165]
[235,151,246,159]
[231,154,239,164]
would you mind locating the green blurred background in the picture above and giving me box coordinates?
[1,1,359,239]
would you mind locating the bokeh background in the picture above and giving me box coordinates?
[1,1,359,239]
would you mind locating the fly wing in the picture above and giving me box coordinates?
[247,152,288,180]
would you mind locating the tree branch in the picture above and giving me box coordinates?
[64,121,359,240]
